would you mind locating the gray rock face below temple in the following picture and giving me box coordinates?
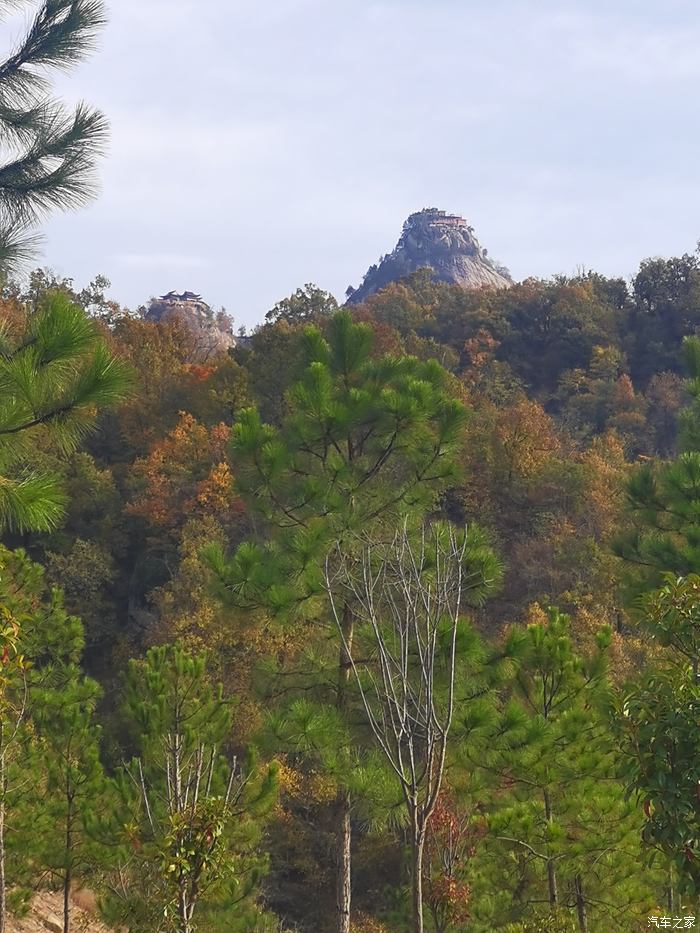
[144,291,236,357]
[346,208,512,304]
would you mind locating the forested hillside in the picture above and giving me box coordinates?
[3,253,700,931]
[1,3,700,930]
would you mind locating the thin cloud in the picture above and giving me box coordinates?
[113,253,210,270]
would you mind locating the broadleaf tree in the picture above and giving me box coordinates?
[104,643,279,933]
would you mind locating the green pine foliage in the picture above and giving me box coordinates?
[205,310,470,613]
[0,0,108,272]
[0,292,132,531]
[466,609,662,930]
[204,310,492,930]
[0,545,90,917]
[615,576,700,896]
[30,671,106,933]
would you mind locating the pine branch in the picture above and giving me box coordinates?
[0,470,65,530]
[0,1,107,96]
[0,103,107,221]
[0,214,40,273]
[0,2,108,273]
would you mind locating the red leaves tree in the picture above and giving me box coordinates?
[424,790,485,932]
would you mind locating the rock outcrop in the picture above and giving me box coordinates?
[346,208,511,304]
[7,890,113,932]
[144,291,235,358]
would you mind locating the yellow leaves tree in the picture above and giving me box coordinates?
[492,399,562,489]
[127,412,241,538]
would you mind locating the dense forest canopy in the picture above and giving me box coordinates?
[2,241,700,931]
[2,8,700,929]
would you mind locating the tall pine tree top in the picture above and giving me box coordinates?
[206,311,469,613]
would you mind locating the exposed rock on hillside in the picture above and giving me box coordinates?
[8,891,113,932]
[144,291,235,358]
[346,208,512,304]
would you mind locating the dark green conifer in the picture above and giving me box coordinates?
[615,575,700,898]
[0,545,86,930]
[469,610,660,930]
[30,671,105,933]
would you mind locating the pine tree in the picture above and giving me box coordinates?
[105,643,278,933]
[206,311,470,933]
[0,292,132,531]
[0,544,85,931]
[30,669,105,933]
[0,0,107,272]
[615,575,700,899]
[469,609,658,931]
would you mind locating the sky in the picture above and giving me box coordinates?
[6,0,700,327]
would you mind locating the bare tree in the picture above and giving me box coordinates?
[325,522,493,933]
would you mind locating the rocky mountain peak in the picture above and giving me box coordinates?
[346,208,512,304]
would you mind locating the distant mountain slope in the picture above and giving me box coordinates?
[346,208,512,304]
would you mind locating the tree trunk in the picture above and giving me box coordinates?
[335,605,354,933]
[574,874,588,932]
[63,797,73,933]
[543,788,558,906]
[63,864,71,933]
[410,825,425,933]
[335,789,352,933]
[177,879,191,933]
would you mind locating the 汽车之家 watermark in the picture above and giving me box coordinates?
[648,918,696,929]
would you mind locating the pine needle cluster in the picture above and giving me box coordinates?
[0,0,107,272]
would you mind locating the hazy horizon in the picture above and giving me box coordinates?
[5,0,698,326]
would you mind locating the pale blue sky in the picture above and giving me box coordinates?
[19,0,700,325]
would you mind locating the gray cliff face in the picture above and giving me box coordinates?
[144,291,236,358]
[347,208,512,304]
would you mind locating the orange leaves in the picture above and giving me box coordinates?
[276,760,339,807]
[349,914,390,933]
[577,432,628,540]
[183,362,216,383]
[463,328,500,370]
[194,462,240,514]
[424,790,484,928]
[127,412,238,532]
[423,875,471,926]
